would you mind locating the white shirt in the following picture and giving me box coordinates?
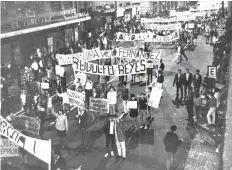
[31,62,38,70]
[21,93,26,105]
[186,73,189,81]
[85,80,93,90]
[107,91,117,105]
[55,115,68,131]
[178,46,181,53]
[47,97,52,108]
[109,121,114,134]
[39,60,44,68]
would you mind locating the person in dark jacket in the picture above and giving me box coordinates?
[51,148,66,170]
[147,60,154,84]
[159,59,165,71]
[173,69,184,100]
[183,68,193,99]
[193,69,202,96]
[103,114,117,157]
[163,125,182,170]
[185,87,195,122]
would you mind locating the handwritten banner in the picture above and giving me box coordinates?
[0,138,19,157]
[0,116,51,164]
[148,87,163,108]
[116,31,179,43]
[73,59,146,76]
[127,101,138,109]
[89,98,109,113]
[67,89,85,109]
[16,115,41,136]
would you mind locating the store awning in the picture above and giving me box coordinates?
[0,16,91,39]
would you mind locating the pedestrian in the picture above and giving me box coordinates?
[76,108,89,148]
[22,67,33,93]
[183,68,193,99]
[103,114,117,157]
[107,86,117,115]
[156,70,164,89]
[52,108,68,149]
[147,60,154,84]
[154,65,159,78]
[31,59,39,82]
[46,93,54,117]
[206,92,217,125]
[84,75,93,109]
[90,87,100,120]
[193,69,202,96]
[205,29,210,44]
[163,125,182,170]
[51,148,66,170]
[20,89,27,113]
[37,97,46,139]
[121,82,129,113]
[114,114,126,159]
[178,44,188,62]
[56,90,70,116]
[128,94,139,127]
[74,77,82,91]
[173,69,184,101]
[159,59,165,71]
[139,93,148,129]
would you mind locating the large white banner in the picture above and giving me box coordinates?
[67,89,85,109]
[0,116,51,165]
[148,87,163,108]
[0,138,19,157]
[143,23,182,30]
[72,59,146,76]
[56,49,113,66]
[116,31,179,43]
[115,47,161,61]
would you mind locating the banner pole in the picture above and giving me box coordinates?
[48,139,51,170]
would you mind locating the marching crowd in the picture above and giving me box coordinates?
[0,10,231,170]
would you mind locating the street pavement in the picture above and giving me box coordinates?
[3,35,215,170]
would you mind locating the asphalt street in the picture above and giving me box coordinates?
[3,35,214,170]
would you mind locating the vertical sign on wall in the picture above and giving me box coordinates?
[74,27,79,43]
[208,66,217,79]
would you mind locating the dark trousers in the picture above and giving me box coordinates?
[184,84,191,98]
[194,86,200,96]
[39,111,46,139]
[206,36,210,44]
[80,128,88,146]
[186,101,194,119]
[119,76,124,83]
[180,52,188,61]
[106,134,116,152]
[85,89,93,109]
[33,70,39,82]
[176,84,183,99]
[147,71,153,83]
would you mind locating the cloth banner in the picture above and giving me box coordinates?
[15,115,41,136]
[148,87,163,108]
[127,101,138,109]
[55,65,65,76]
[0,116,51,165]
[73,59,146,76]
[143,23,182,30]
[56,49,113,65]
[115,47,161,61]
[67,89,85,109]
[0,138,19,157]
[116,31,179,43]
[89,98,109,113]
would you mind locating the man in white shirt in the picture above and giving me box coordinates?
[31,59,39,81]
[85,76,93,109]
[21,90,27,113]
[107,86,117,115]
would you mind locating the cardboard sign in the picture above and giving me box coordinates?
[73,59,146,76]
[146,63,154,68]
[148,87,163,108]
[67,89,85,109]
[188,23,195,29]
[55,65,65,76]
[16,115,41,135]
[0,138,19,157]
[89,98,109,113]
[208,66,217,78]
[41,82,49,89]
[127,100,138,109]
[0,116,51,164]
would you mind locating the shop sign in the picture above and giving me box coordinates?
[208,66,217,78]
[11,17,47,30]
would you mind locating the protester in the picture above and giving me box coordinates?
[128,94,139,127]
[183,68,193,99]
[193,69,202,96]
[37,97,46,139]
[52,108,68,149]
[56,90,70,116]
[147,60,154,84]
[159,59,165,71]
[121,82,129,113]
[107,86,117,115]
[185,87,195,122]
[173,69,184,100]
[139,93,148,129]
[163,125,182,170]
[85,75,93,109]
[51,148,66,170]
[206,92,217,125]
[20,89,27,113]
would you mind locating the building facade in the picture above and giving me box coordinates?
[1,1,90,66]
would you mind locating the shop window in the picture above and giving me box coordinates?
[51,1,61,10]
[1,2,8,15]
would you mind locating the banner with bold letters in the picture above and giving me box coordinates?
[0,116,51,164]
[148,87,163,108]
[89,98,109,113]
[116,31,179,43]
[72,59,146,76]
[15,115,41,136]
[67,89,85,109]
[0,138,19,157]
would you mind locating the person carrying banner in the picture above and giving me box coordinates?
[107,86,117,115]
[52,108,68,150]
[139,93,148,129]
[128,94,139,128]
[147,60,154,84]
[156,70,164,89]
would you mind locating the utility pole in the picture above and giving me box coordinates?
[222,1,225,18]
[114,1,117,20]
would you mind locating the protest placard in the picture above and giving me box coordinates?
[0,138,19,157]
[146,63,154,68]
[127,100,138,109]
[73,59,146,76]
[56,54,73,65]
[0,116,51,165]
[16,115,41,135]
[55,65,65,76]
[148,87,163,108]
[67,89,85,109]
[41,82,49,89]
[89,98,109,113]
